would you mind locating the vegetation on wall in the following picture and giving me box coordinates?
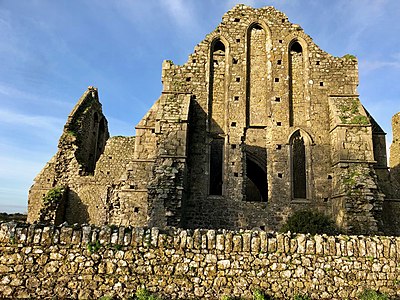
[337,98,370,125]
[42,186,65,204]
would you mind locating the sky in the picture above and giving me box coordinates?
[0,0,399,213]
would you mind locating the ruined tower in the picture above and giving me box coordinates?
[28,5,399,235]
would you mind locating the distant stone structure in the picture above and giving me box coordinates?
[28,5,400,235]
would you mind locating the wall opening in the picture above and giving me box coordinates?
[246,23,269,127]
[209,139,224,195]
[289,40,304,127]
[291,130,307,199]
[245,156,268,202]
[209,39,226,135]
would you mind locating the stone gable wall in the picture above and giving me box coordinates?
[1,222,400,299]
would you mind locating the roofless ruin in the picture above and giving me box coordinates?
[28,5,400,235]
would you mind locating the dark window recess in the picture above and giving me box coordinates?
[231,144,237,149]
[279,39,283,43]
[236,38,240,43]
[209,139,224,195]
[234,18,240,22]
[192,59,197,63]
[324,198,329,202]
[320,82,324,86]
[292,131,306,199]
[278,173,283,178]
[151,129,155,134]
[234,96,239,101]
[274,78,279,82]
[186,77,191,82]
[236,77,241,82]
[233,58,238,64]
[232,162,235,165]
[277,122,282,126]
[106,171,110,175]
[277,60,282,65]
[275,97,281,102]
[134,207,139,213]
[234,172,239,177]
[276,144,282,150]
[316,61,320,65]
[290,41,303,53]
[282,18,286,23]
[327,175,332,180]
[231,122,237,127]
[245,158,268,202]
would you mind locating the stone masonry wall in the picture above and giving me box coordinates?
[1,222,400,300]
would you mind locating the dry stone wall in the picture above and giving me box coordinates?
[1,222,400,300]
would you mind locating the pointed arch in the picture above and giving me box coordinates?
[246,22,272,127]
[245,151,268,202]
[208,38,227,134]
[289,129,313,200]
[288,38,307,127]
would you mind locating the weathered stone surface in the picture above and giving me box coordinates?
[26,4,400,235]
[1,222,399,299]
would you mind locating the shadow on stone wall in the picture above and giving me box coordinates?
[64,190,89,225]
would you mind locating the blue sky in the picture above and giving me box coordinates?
[0,0,399,213]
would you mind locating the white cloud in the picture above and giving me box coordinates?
[0,108,63,133]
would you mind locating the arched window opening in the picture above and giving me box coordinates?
[209,139,224,195]
[291,131,307,199]
[213,40,225,54]
[209,39,226,135]
[252,24,263,31]
[246,23,269,127]
[289,40,305,127]
[245,157,268,202]
[290,41,303,53]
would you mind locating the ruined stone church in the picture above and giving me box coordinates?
[28,5,400,235]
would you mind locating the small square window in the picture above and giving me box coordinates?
[231,122,237,127]
[234,172,239,177]
[234,18,240,22]
[277,60,282,65]
[134,207,139,213]
[236,38,240,43]
[274,78,279,82]
[278,173,283,178]
[275,97,281,102]
[231,144,237,149]
[276,144,282,150]
[316,61,320,65]
[192,59,197,63]
[320,82,324,86]
[234,96,239,101]
[233,58,238,64]
[277,122,282,126]
[236,77,241,82]
[279,40,283,43]
[186,77,191,82]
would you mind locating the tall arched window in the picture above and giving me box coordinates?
[289,40,304,127]
[209,39,226,134]
[290,130,307,199]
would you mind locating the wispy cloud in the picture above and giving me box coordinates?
[0,108,63,133]
[360,53,400,73]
